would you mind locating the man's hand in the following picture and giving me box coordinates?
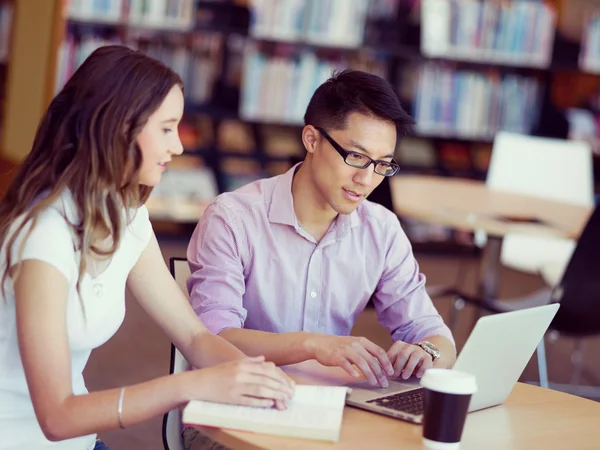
[387,341,434,380]
[305,335,394,387]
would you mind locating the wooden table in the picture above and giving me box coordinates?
[388,175,591,240]
[199,361,600,449]
[388,175,592,302]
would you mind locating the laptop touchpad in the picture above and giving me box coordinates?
[346,377,420,397]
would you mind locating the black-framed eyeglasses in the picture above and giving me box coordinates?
[315,127,400,177]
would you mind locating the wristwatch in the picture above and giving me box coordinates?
[415,341,441,363]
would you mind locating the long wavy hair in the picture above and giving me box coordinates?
[0,45,183,297]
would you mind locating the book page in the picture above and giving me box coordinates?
[291,385,349,407]
[183,385,348,432]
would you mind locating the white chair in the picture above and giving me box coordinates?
[162,258,192,450]
[480,131,594,278]
[499,234,576,283]
[487,131,594,206]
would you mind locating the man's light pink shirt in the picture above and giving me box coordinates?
[187,164,454,346]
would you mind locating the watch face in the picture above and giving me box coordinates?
[421,341,440,359]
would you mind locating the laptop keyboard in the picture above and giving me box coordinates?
[366,388,425,416]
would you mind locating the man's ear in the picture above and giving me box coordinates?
[302,125,319,155]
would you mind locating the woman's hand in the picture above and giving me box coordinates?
[184,356,295,409]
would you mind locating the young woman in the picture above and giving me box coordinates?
[0,45,294,450]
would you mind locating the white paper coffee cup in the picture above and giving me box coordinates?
[420,369,478,450]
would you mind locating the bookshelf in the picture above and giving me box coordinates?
[2,0,599,249]
[420,0,556,68]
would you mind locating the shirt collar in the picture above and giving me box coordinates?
[268,163,361,233]
[268,163,301,226]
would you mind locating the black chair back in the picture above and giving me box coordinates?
[551,203,600,336]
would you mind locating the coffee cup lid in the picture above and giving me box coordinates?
[420,368,477,395]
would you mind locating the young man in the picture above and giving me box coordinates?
[187,68,456,388]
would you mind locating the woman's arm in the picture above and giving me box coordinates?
[15,258,293,442]
[14,259,186,440]
[125,233,259,368]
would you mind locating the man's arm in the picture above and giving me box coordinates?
[372,217,457,378]
[218,329,312,365]
[127,232,249,368]
[186,203,249,338]
[187,205,393,387]
[219,328,394,387]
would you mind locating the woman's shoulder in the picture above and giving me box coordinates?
[11,190,76,239]
[125,204,152,245]
[4,192,78,282]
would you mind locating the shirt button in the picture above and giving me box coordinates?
[310,290,317,298]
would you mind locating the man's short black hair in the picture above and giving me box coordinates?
[304,68,415,139]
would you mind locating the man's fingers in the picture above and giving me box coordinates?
[336,356,361,379]
[362,339,394,376]
[401,351,424,380]
[345,351,379,386]
[350,344,388,387]
[416,357,433,378]
[392,347,412,377]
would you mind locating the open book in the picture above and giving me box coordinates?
[182,385,350,442]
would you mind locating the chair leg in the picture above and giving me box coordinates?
[570,339,586,387]
[537,337,549,389]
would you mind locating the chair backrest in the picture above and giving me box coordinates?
[486,131,594,207]
[162,258,192,450]
[551,204,600,336]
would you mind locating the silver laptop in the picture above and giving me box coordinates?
[345,303,560,424]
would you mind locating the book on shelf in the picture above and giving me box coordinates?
[239,45,389,124]
[54,34,122,93]
[421,0,556,68]
[0,2,13,63]
[249,0,369,49]
[66,0,124,23]
[182,385,349,443]
[240,47,328,124]
[579,9,600,74]
[54,31,223,102]
[129,0,195,29]
[66,0,195,30]
[367,0,402,21]
[413,62,541,139]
